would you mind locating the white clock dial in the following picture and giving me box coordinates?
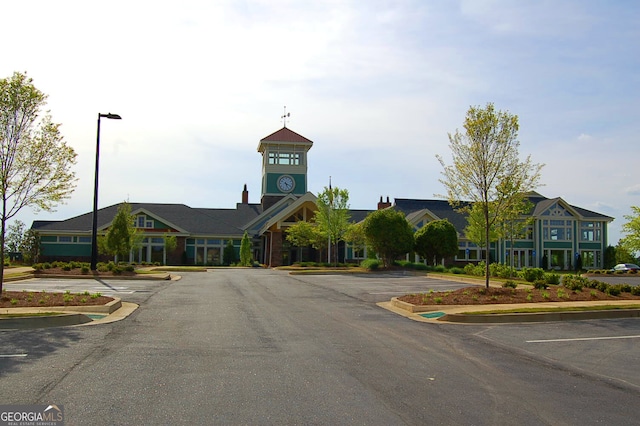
[277,175,295,192]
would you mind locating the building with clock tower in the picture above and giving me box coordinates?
[30,116,614,270]
[257,126,313,211]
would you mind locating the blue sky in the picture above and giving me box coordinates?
[2,0,639,244]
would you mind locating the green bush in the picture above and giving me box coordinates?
[562,274,589,291]
[433,265,446,273]
[522,267,545,283]
[361,259,380,270]
[631,286,640,296]
[81,266,90,274]
[489,263,513,278]
[533,279,548,290]
[544,272,560,285]
[464,262,485,276]
[450,267,464,274]
[606,285,621,296]
[502,280,518,289]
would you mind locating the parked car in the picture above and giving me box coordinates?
[612,263,640,272]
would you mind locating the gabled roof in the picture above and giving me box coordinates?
[257,127,313,152]
[394,199,469,232]
[32,202,264,237]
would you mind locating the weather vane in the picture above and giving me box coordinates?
[281,106,290,127]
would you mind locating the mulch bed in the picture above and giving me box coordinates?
[398,286,640,306]
[0,290,114,308]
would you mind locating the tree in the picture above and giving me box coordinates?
[315,186,351,265]
[285,220,327,261]
[102,203,138,263]
[437,103,543,288]
[414,219,458,266]
[164,234,177,265]
[223,239,237,265]
[464,202,499,256]
[20,228,40,264]
[603,245,616,269]
[343,222,367,263]
[0,72,77,291]
[5,220,26,252]
[240,231,253,266]
[615,241,637,264]
[620,206,640,256]
[362,208,414,268]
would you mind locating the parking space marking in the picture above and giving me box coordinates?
[0,354,28,358]
[527,335,640,343]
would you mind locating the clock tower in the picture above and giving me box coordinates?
[258,125,313,210]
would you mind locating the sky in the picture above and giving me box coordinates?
[1,0,639,245]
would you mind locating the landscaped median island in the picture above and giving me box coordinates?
[0,290,114,308]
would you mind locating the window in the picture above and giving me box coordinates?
[268,150,302,165]
[78,236,91,243]
[135,215,154,228]
[58,236,72,243]
[543,219,572,241]
[580,222,602,242]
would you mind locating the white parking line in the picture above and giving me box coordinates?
[527,335,640,343]
[0,354,27,358]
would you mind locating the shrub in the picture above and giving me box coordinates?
[489,263,513,278]
[502,280,517,289]
[544,273,560,285]
[562,274,591,291]
[522,267,545,283]
[361,259,380,270]
[464,262,485,276]
[606,286,621,296]
[632,286,640,296]
[124,265,135,272]
[81,266,90,274]
[450,267,464,274]
[597,281,609,293]
[533,279,548,290]
[433,265,446,273]
[62,264,72,271]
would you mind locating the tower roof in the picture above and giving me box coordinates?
[258,127,313,152]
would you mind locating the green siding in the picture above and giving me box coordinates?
[265,173,306,195]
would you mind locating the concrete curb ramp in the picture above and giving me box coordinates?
[0,299,139,330]
[381,297,640,324]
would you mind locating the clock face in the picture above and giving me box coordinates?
[277,175,295,192]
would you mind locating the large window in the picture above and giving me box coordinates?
[543,219,572,241]
[268,151,302,165]
[580,222,602,242]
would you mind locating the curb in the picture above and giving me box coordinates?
[0,298,139,329]
[384,297,640,324]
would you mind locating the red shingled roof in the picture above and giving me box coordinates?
[260,127,313,144]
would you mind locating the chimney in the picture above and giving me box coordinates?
[242,184,249,204]
[378,196,391,210]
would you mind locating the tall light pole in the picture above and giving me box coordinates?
[91,113,122,271]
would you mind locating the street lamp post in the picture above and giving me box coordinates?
[90,113,122,271]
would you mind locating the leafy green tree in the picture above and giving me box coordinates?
[363,208,414,268]
[240,231,252,266]
[0,72,77,291]
[464,202,499,252]
[285,220,327,263]
[5,220,26,252]
[414,219,458,266]
[603,245,616,269]
[164,234,177,265]
[102,202,138,263]
[20,228,40,264]
[343,222,367,262]
[615,241,637,264]
[223,239,237,265]
[437,102,543,288]
[620,206,640,256]
[315,186,351,265]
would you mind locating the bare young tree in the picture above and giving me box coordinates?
[437,103,543,288]
[0,72,77,291]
